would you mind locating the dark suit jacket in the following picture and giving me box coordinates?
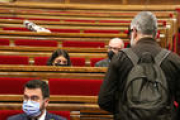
[95,58,109,67]
[7,112,67,120]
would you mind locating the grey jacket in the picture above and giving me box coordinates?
[95,58,110,67]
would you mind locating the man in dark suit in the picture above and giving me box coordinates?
[8,80,66,120]
[95,38,124,67]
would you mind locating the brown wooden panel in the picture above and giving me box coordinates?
[0,95,97,103]
[0,2,179,10]
[0,66,106,79]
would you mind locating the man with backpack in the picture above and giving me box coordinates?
[98,11,180,120]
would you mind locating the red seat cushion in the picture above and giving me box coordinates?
[35,57,85,66]
[99,20,130,23]
[90,58,104,67]
[3,27,81,34]
[34,57,49,66]
[15,39,58,47]
[0,110,70,120]
[0,38,9,46]
[0,110,22,120]
[64,19,96,23]
[3,27,29,31]
[50,111,70,120]
[84,29,120,34]
[0,77,35,94]
[0,55,29,65]
[70,57,85,67]
[124,42,130,48]
[62,41,105,48]
[174,101,179,108]
[0,16,24,20]
[49,78,102,96]
[49,28,80,33]
[29,18,60,21]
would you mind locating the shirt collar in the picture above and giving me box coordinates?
[38,110,46,120]
[136,37,156,44]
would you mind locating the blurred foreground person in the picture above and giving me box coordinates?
[98,11,180,120]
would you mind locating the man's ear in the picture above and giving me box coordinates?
[133,28,138,38]
[44,98,49,107]
[133,29,138,43]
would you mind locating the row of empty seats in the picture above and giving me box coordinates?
[0,38,106,48]
[0,38,130,48]
[0,7,175,51]
[0,77,102,96]
[0,55,105,67]
[2,27,127,34]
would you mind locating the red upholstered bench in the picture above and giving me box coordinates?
[0,38,9,46]
[34,57,85,66]
[99,20,130,23]
[0,16,24,20]
[3,27,29,31]
[49,78,102,96]
[2,27,80,33]
[64,19,96,23]
[0,16,59,21]
[84,29,120,34]
[174,101,179,108]
[99,20,166,25]
[0,77,36,94]
[29,18,60,21]
[90,58,104,67]
[49,28,80,33]
[34,57,49,66]
[62,41,105,48]
[124,42,130,48]
[70,57,85,67]
[14,39,58,47]
[0,55,29,65]
[0,110,70,120]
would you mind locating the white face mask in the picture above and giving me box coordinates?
[23,100,42,117]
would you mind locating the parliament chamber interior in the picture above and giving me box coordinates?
[0,0,180,119]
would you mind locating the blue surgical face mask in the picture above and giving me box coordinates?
[22,100,41,117]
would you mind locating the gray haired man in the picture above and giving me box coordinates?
[98,11,180,120]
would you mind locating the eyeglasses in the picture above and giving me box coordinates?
[128,27,137,38]
[128,27,133,36]
[108,46,122,51]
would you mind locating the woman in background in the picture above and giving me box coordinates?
[47,49,71,66]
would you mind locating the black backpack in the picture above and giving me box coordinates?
[121,48,171,120]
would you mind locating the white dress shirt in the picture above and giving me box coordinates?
[38,110,46,120]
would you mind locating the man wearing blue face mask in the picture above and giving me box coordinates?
[95,38,124,67]
[8,80,66,120]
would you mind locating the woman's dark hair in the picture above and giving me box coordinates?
[47,49,71,66]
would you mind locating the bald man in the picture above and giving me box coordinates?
[95,38,124,67]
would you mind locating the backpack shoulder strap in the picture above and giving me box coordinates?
[155,48,171,66]
[121,48,138,66]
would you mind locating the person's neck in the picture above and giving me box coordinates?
[136,34,153,43]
